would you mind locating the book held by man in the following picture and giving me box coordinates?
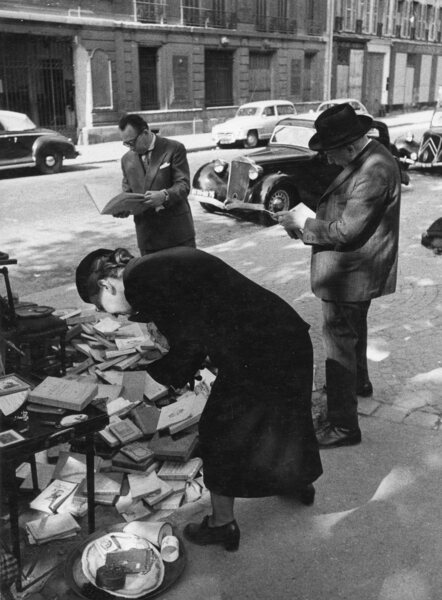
[85,183,148,216]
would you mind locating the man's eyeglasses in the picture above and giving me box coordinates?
[123,130,146,149]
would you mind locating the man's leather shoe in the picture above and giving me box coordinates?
[183,515,240,551]
[357,381,373,397]
[297,484,315,506]
[316,424,361,449]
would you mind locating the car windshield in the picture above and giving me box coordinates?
[270,124,314,148]
[431,109,442,127]
[0,113,37,131]
[236,107,258,117]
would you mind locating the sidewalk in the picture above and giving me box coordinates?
[71,109,434,166]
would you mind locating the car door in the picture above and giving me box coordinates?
[0,120,34,165]
[261,105,276,138]
[0,120,22,166]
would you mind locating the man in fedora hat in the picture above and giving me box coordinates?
[277,102,401,449]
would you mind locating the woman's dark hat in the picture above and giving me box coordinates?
[309,103,373,151]
[76,248,113,303]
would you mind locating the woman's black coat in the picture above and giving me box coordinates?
[124,247,322,497]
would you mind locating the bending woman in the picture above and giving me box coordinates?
[76,246,322,551]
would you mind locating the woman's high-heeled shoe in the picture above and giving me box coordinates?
[183,515,240,551]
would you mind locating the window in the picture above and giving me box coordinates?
[343,0,356,30]
[277,0,288,19]
[138,47,158,110]
[205,50,233,107]
[277,104,295,115]
[263,106,275,116]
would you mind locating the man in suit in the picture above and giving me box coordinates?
[277,103,401,448]
[116,114,196,255]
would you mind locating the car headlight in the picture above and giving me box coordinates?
[405,132,414,143]
[214,159,227,174]
[410,152,417,161]
[248,165,263,180]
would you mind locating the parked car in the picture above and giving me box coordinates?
[211,100,296,148]
[317,98,369,115]
[0,110,79,174]
[191,115,408,221]
[394,105,442,169]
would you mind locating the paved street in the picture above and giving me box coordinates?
[4,117,442,600]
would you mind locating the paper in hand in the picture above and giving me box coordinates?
[289,202,316,239]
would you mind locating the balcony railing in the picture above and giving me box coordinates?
[255,15,297,34]
[181,5,237,28]
[306,20,323,35]
[136,1,167,24]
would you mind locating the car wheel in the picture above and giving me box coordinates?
[266,183,297,213]
[36,150,63,174]
[245,131,259,148]
[200,202,217,213]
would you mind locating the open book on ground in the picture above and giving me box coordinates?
[85,183,147,216]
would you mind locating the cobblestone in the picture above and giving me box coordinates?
[403,410,440,430]
[374,405,409,423]
[357,398,381,416]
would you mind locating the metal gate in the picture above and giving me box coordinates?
[0,34,76,139]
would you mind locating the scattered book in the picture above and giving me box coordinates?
[149,430,198,462]
[114,354,142,371]
[98,425,120,448]
[75,472,123,502]
[28,376,98,411]
[30,479,77,514]
[128,471,172,505]
[95,383,123,402]
[109,419,143,444]
[130,403,160,436]
[66,310,98,326]
[19,462,55,491]
[53,308,81,321]
[93,317,121,335]
[169,392,208,435]
[0,428,25,447]
[53,451,103,481]
[106,396,134,417]
[112,450,156,473]
[120,441,155,464]
[156,397,194,432]
[122,372,147,403]
[144,372,168,402]
[25,513,80,544]
[155,491,184,511]
[157,457,203,481]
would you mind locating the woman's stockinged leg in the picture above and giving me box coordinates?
[209,493,235,526]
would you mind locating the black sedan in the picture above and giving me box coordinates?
[190,116,407,223]
[395,106,442,169]
[0,110,79,175]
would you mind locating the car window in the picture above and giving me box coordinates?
[350,101,362,110]
[270,125,314,148]
[277,105,295,115]
[263,106,275,116]
[0,113,37,131]
[0,121,4,131]
[236,107,258,117]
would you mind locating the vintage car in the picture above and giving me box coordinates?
[394,106,442,169]
[192,116,408,221]
[0,110,79,174]
[211,100,296,148]
[317,98,369,115]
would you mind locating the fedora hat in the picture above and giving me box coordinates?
[309,103,373,151]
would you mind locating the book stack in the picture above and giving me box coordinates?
[73,472,124,506]
[28,377,98,412]
[25,513,81,545]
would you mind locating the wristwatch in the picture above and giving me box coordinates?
[162,189,169,207]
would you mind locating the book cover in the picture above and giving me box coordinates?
[93,317,121,335]
[112,450,156,472]
[149,431,199,462]
[30,479,77,514]
[53,451,102,482]
[114,354,142,371]
[120,441,155,464]
[168,393,208,435]
[130,403,160,436]
[144,373,168,402]
[156,397,194,432]
[109,419,143,444]
[20,462,55,491]
[98,425,120,448]
[122,372,147,403]
[28,377,98,412]
[85,183,148,216]
[76,472,123,498]
[140,472,173,507]
[128,471,161,501]
[157,457,203,481]
[25,512,80,542]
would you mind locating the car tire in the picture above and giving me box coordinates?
[200,202,217,213]
[265,183,297,214]
[244,131,259,148]
[36,150,63,174]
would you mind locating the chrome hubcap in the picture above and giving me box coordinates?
[268,189,290,212]
[45,155,56,167]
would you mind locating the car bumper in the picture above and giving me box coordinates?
[212,133,238,144]
[190,188,266,212]
[400,157,442,168]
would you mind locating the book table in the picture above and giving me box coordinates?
[0,404,109,591]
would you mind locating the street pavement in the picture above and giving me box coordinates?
[19,109,442,599]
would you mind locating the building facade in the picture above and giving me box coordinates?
[0,0,327,143]
[333,0,442,115]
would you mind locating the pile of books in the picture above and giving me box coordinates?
[18,308,217,533]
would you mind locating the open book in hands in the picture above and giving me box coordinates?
[85,184,163,216]
[286,202,316,240]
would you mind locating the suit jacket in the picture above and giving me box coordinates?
[303,140,401,302]
[121,135,195,252]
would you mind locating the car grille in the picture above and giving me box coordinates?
[227,160,251,202]
[418,134,442,163]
